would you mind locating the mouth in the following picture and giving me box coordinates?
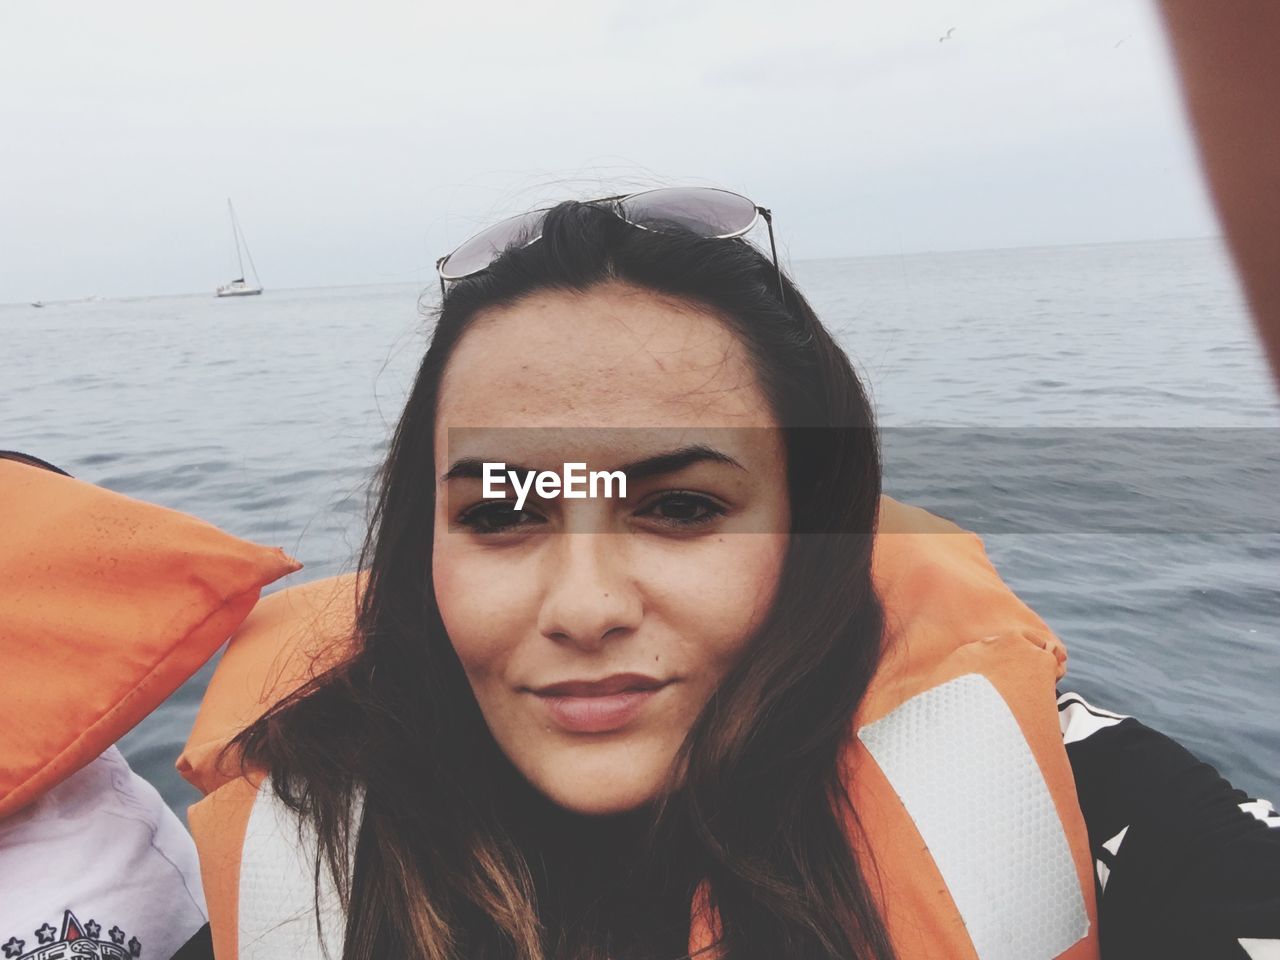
[528,673,673,733]
[531,673,668,698]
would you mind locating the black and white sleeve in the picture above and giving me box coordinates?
[1059,691,1280,960]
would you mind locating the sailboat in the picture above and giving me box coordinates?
[216,199,263,297]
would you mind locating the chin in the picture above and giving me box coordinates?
[530,755,669,817]
[537,773,662,817]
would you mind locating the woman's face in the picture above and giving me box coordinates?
[432,281,790,815]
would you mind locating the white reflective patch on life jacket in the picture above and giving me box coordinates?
[859,673,1089,960]
[239,778,359,960]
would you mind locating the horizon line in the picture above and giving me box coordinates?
[2,233,1222,307]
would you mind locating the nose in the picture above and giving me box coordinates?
[536,533,643,652]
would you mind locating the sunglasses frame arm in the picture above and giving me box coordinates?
[756,206,786,307]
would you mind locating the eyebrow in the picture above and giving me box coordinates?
[439,444,745,484]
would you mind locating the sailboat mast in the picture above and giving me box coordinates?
[228,198,246,281]
[239,215,261,287]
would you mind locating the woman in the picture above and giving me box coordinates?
[183,189,1278,960]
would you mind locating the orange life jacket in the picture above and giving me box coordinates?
[177,497,1100,960]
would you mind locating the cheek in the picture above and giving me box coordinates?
[641,532,787,673]
[432,530,536,678]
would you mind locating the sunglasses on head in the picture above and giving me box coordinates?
[434,186,784,301]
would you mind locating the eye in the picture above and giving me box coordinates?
[636,491,727,528]
[457,501,545,535]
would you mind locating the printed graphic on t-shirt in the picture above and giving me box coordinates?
[2,910,140,959]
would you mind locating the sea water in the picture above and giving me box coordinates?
[3,236,1277,817]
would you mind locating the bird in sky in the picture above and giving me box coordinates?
[939,27,956,43]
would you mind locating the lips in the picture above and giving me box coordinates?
[529,673,671,733]
[532,673,667,698]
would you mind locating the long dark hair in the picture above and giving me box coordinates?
[234,200,892,960]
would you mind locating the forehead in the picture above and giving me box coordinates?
[435,281,777,431]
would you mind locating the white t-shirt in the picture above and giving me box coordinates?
[0,746,207,960]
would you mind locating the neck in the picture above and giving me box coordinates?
[502,775,695,959]
[510,773,657,870]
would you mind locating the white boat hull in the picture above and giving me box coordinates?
[216,281,263,298]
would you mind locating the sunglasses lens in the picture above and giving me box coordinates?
[616,187,758,238]
[438,209,547,280]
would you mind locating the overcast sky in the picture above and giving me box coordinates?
[1,0,1219,303]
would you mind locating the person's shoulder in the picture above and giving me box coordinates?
[1056,690,1280,959]
[0,746,208,960]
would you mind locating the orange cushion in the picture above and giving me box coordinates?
[0,460,301,818]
